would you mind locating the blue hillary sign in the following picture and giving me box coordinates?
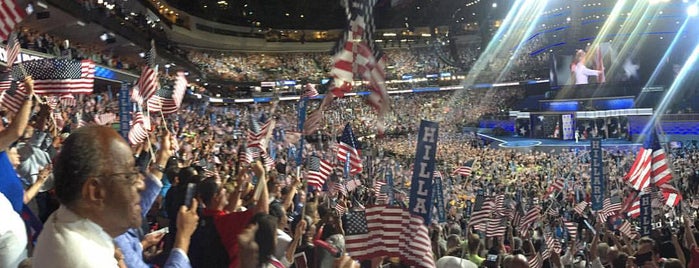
[590,138,605,211]
[409,120,439,224]
[640,194,652,237]
[118,83,132,139]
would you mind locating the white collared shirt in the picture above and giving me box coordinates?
[0,193,27,268]
[33,205,118,268]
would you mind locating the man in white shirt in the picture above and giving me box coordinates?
[0,192,27,268]
[33,126,196,267]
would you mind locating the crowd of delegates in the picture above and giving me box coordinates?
[9,27,140,72]
[2,78,699,268]
[187,44,551,84]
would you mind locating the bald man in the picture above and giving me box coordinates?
[32,126,197,267]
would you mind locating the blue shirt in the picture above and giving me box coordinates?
[0,151,24,214]
[114,173,191,268]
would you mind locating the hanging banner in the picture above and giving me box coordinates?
[640,194,652,237]
[590,138,605,211]
[409,120,439,224]
[432,176,446,223]
[118,83,132,140]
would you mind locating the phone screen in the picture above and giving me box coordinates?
[184,183,196,207]
[487,254,498,262]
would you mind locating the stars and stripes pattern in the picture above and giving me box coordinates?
[94,112,116,125]
[659,183,682,207]
[172,71,187,108]
[618,220,639,239]
[343,206,435,267]
[9,59,95,94]
[302,83,319,98]
[547,177,565,194]
[564,220,577,240]
[247,119,273,150]
[307,156,332,189]
[626,198,641,218]
[335,202,346,216]
[146,87,178,114]
[337,123,362,175]
[528,253,543,268]
[4,31,20,68]
[127,111,150,145]
[600,196,621,222]
[574,201,588,215]
[330,0,389,116]
[453,159,474,176]
[0,0,26,41]
[136,42,158,102]
[519,206,541,236]
[0,74,26,113]
[625,128,674,192]
[345,178,362,192]
[59,94,76,107]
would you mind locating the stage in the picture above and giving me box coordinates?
[477,133,642,153]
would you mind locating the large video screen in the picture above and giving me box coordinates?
[550,42,644,86]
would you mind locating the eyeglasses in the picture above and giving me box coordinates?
[100,170,143,187]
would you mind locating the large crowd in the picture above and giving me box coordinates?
[187,44,551,84]
[1,72,699,268]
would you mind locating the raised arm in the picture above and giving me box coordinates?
[0,77,34,151]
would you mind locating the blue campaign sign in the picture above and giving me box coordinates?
[590,138,605,211]
[432,176,446,223]
[640,194,652,237]
[386,167,394,205]
[408,120,439,224]
[118,83,132,139]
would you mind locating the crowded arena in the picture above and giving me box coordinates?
[2,0,699,267]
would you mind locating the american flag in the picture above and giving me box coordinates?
[247,119,273,150]
[0,0,26,41]
[528,253,543,268]
[469,195,492,231]
[307,156,332,189]
[626,198,641,218]
[345,178,362,192]
[127,111,150,145]
[4,31,20,68]
[329,0,389,115]
[453,159,474,177]
[510,202,524,226]
[9,59,95,94]
[343,206,435,267]
[618,220,638,239]
[302,83,318,98]
[520,206,541,236]
[59,94,76,107]
[574,200,588,215]
[625,128,673,192]
[136,41,158,101]
[547,177,565,194]
[486,216,506,238]
[332,180,348,197]
[600,196,622,222]
[659,183,682,207]
[335,201,346,215]
[546,202,560,217]
[563,220,577,241]
[147,87,178,114]
[238,147,254,165]
[545,233,561,254]
[0,74,26,113]
[94,112,116,125]
[172,71,187,107]
[337,123,362,175]
[261,152,275,171]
